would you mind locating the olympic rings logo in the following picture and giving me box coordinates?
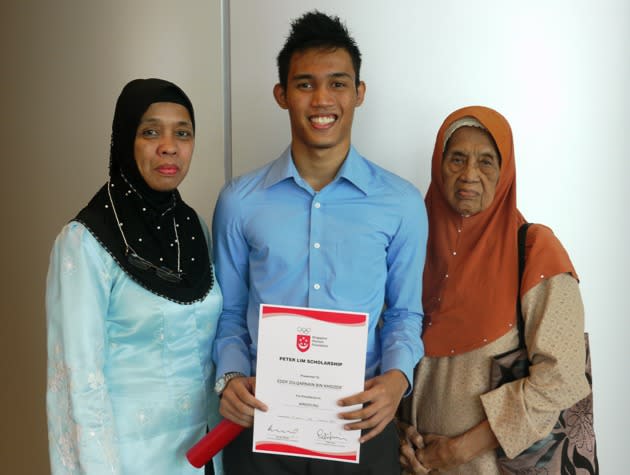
[297,327,311,334]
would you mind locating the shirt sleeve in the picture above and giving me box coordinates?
[380,188,428,392]
[480,273,591,458]
[211,183,253,379]
[46,222,121,474]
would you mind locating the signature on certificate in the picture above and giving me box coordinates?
[267,424,299,435]
[316,429,348,442]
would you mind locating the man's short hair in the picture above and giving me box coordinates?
[276,10,362,89]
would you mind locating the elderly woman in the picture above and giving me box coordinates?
[46,78,222,474]
[399,106,591,474]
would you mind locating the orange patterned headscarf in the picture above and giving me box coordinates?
[422,106,577,356]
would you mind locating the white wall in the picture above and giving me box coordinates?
[1,1,224,473]
[229,1,629,472]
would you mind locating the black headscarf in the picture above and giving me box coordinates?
[75,78,214,304]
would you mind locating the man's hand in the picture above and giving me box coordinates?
[219,376,268,427]
[337,369,408,443]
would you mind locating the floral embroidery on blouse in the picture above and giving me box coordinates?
[87,371,105,390]
[61,256,76,275]
[178,394,193,413]
[47,340,119,473]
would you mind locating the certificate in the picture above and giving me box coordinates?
[253,304,368,463]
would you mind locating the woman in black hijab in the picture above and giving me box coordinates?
[46,78,223,474]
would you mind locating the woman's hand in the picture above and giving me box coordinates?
[415,433,466,472]
[398,422,431,474]
[411,420,499,472]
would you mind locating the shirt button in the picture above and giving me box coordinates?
[313,242,320,249]
[314,202,321,209]
[313,283,321,290]
[452,251,457,256]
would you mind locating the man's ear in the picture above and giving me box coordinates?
[355,81,366,107]
[273,83,288,109]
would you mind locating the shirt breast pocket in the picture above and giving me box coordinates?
[331,234,388,304]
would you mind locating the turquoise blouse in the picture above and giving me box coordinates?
[46,221,223,474]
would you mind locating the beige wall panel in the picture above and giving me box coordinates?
[1,1,224,473]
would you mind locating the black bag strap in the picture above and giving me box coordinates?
[516,223,533,348]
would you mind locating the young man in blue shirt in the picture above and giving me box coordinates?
[212,10,428,474]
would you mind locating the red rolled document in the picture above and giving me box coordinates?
[186,419,245,468]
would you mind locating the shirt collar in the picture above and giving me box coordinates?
[335,146,370,195]
[262,145,370,195]
[262,146,297,189]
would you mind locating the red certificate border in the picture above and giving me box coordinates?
[261,304,367,326]
[255,441,359,462]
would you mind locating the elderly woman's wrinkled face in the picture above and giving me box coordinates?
[441,126,500,216]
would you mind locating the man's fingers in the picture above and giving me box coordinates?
[337,388,372,408]
[219,404,254,427]
[359,418,388,443]
[234,384,268,412]
[219,377,268,427]
[219,397,254,427]
[338,399,381,422]
[230,377,268,411]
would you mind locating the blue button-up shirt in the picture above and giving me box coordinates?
[212,146,427,389]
